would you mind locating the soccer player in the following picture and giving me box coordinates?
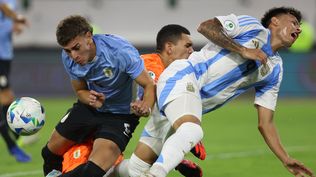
[42,15,155,177]
[143,7,315,177]
[61,24,206,177]
[0,0,31,162]
[113,24,204,177]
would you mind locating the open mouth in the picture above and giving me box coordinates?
[291,32,298,40]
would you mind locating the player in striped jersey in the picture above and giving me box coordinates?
[111,24,204,177]
[144,7,315,177]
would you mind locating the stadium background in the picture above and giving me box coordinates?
[1,0,315,177]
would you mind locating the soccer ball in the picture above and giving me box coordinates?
[7,97,45,136]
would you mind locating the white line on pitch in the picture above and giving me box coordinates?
[0,170,41,177]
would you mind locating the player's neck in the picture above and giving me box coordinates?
[158,53,171,68]
[88,41,97,62]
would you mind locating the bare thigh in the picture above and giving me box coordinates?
[88,138,121,171]
[47,129,76,155]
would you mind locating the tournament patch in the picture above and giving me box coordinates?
[224,20,236,31]
[148,71,156,80]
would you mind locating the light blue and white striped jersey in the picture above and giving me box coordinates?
[0,0,16,60]
[157,14,283,115]
[62,34,144,114]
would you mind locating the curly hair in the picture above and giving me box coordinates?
[56,15,93,46]
[261,7,302,28]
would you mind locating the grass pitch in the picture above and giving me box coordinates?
[0,97,315,177]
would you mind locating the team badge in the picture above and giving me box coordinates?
[186,82,195,93]
[224,20,235,31]
[260,63,270,76]
[103,68,113,77]
[148,71,156,80]
[73,149,81,159]
[252,40,259,49]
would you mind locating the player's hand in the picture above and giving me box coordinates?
[15,14,28,25]
[240,48,267,64]
[88,90,105,109]
[130,100,151,117]
[283,158,315,177]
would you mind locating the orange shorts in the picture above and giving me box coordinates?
[62,140,124,173]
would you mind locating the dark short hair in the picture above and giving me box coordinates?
[261,7,302,28]
[56,15,93,46]
[156,24,190,52]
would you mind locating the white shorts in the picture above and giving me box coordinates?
[139,104,174,155]
[164,93,202,125]
[157,60,202,122]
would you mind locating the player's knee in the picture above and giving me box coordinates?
[128,153,151,177]
[177,122,203,151]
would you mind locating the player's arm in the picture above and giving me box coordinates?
[0,3,27,24]
[131,69,156,117]
[71,79,105,109]
[197,18,267,64]
[256,105,315,177]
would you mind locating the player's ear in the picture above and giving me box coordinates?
[166,42,173,55]
[85,31,93,38]
[270,17,279,26]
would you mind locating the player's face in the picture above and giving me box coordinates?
[275,14,301,47]
[171,33,194,60]
[63,32,95,66]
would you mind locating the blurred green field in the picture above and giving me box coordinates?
[0,97,315,177]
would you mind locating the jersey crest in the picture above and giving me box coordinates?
[103,68,113,78]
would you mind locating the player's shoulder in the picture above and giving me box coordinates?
[141,53,161,62]
[94,34,132,47]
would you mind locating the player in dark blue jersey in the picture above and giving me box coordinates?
[42,15,155,177]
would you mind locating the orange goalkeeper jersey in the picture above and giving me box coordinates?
[141,53,165,83]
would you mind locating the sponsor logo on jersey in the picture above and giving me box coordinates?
[103,68,113,78]
[224,20,235,31]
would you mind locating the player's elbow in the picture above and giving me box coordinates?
[197,18,221,36]
[197,19,213,33]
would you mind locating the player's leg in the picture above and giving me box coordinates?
[126,138,162,177]
[59,113,140,177]
[42,101,97,175]
[148,93,203,177]
[0,60,31,162]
